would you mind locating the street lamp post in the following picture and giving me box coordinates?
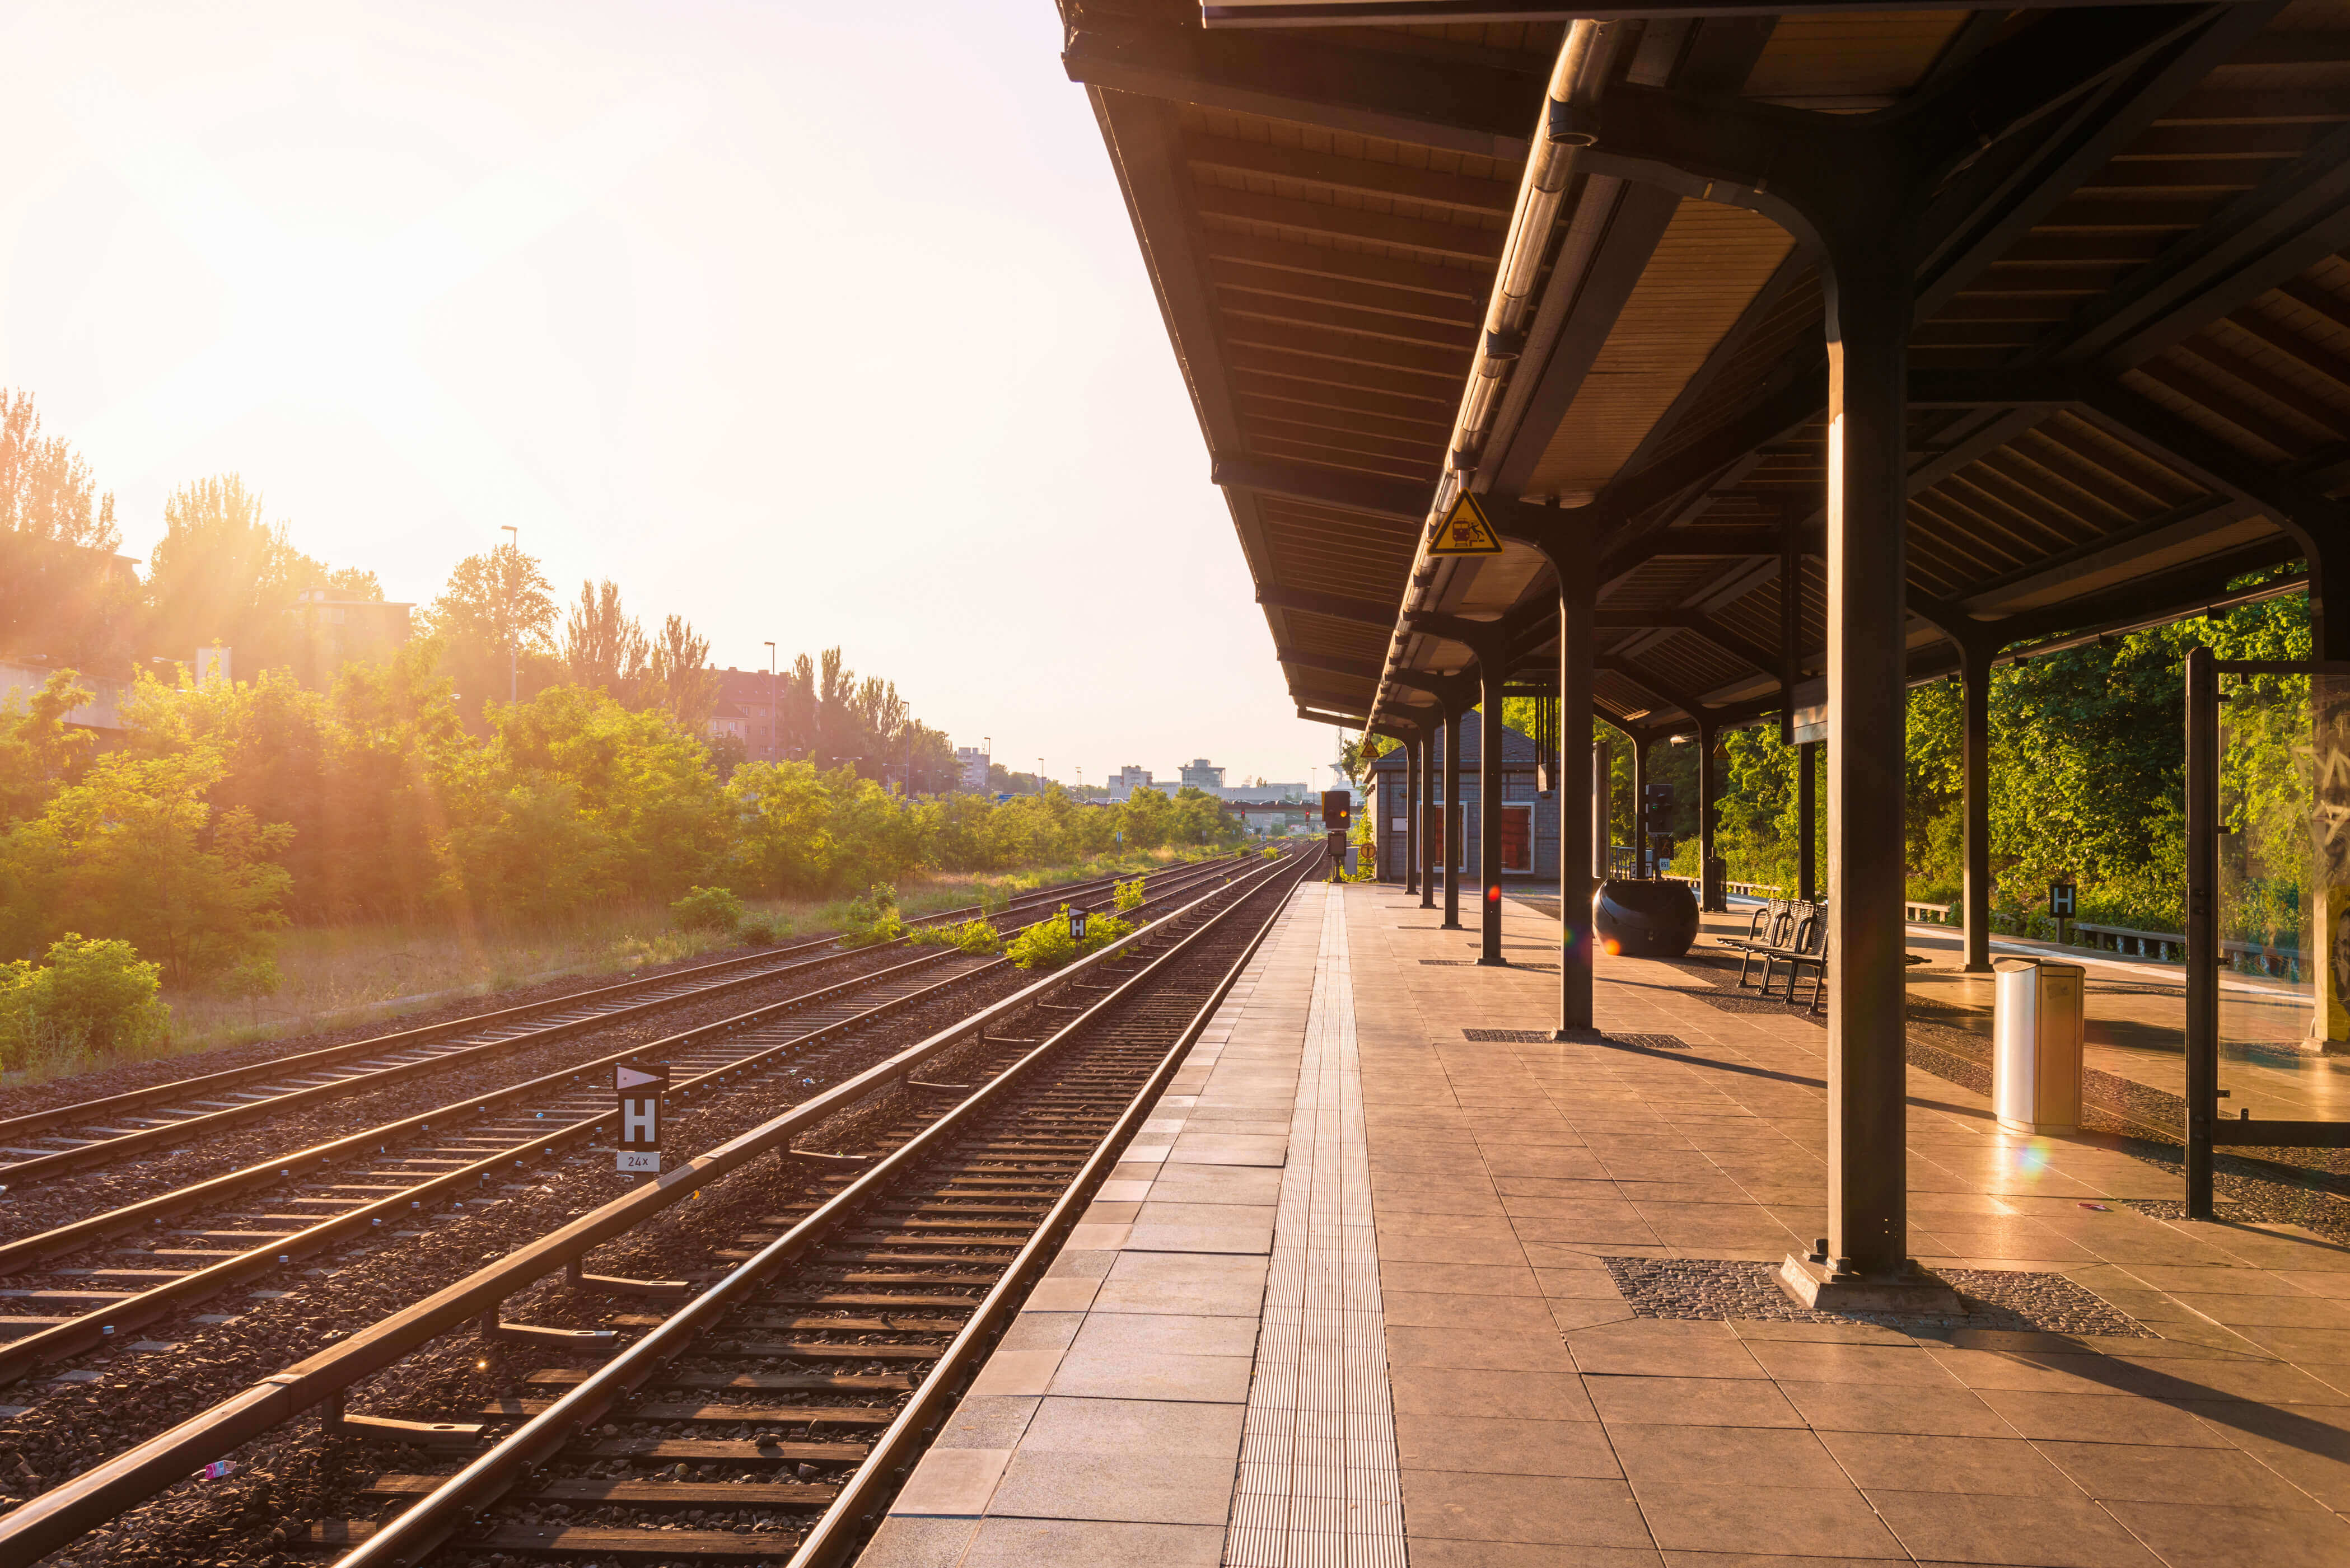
[501,525,519,705]
[764,641,777,762]
[1037,757,1045,795]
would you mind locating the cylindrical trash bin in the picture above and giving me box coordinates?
[1993,956,2085,1134]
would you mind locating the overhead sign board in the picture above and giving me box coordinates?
[1427,492,1503,556]
[615,1061,669,1172]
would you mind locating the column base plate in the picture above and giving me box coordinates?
[1776,1254,1961,1314]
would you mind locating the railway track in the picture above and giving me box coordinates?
[0,844,1315,1566]
[0,856,1242,1190]
[0,856,1254,1387]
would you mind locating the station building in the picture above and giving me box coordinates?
[1366,720,1551,882]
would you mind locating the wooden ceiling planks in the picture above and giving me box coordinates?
[1067,0,2350,731]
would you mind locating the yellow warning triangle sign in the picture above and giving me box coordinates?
[1427,491,1503,555]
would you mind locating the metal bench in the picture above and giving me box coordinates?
[1720,898,1795,988]
[1762,905,1829,1012]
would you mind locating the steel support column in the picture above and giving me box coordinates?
[1478,656,1508,966]
[1557,550,1597,1024]
[1405,737,1421,895]
[1630,737,1649,878]
[2185,645,2217,1218]
[1798,741,1818,902]
[1698,722,1722,912]
[1591,742,1609,883]
[2306,541,2350,1049]
[1960,641,1994,973]
[1442,703,1464,930]
[1410,728,1428,912]
[1814,230,1925,1294]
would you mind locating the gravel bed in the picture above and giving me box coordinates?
[7,955,1047,1567]
[0,945,924,1252]
[1601,1255,2155,1337]
[7,864,1285,1565]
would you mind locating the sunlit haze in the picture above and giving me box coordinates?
[0,1,1347,790]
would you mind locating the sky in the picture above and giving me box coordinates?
[0,0,1354,793]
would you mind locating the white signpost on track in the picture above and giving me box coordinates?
[615,1061,669,1173]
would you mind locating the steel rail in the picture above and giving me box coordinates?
[0,854,1240,1174]
[0,945,896,1188]
[788,848,1310,1566]
[329,845,1315,1566]
[0,950,974,1384]
[0,851,1302,1566]
[0,855,1254,1380]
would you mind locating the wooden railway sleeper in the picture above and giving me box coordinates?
[564,1257,692,1300]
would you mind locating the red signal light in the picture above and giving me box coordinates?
[1485,884,1501,905]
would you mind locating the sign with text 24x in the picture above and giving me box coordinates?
[615,1061,669,1173]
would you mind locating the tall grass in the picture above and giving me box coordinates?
[15,843,1240,1082]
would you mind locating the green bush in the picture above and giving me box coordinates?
[670,885,745,934]
[1261,845,1281,859]
[737,913,788,945]
[910,916,1003,955]
[1114,877,1145,911]
[1006,905,1134,971]
[834,883,903,948]
[0,934,171,1069]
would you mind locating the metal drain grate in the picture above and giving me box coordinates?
[1463,1029,1688,1048]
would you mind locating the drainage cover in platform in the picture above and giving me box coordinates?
[1463,1030,1689,1050]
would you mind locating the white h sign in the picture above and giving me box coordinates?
[615,1061,669,1172]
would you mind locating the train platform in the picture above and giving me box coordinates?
[858,881,2350,1568]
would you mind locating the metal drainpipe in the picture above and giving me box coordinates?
[1368,19,1619,737]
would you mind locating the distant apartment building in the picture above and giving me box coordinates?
[711,667,789,762]
[0,658,127,739]
[1221,781,1310,803]
[1179,758,1225,791]
[957,746,991,793]
[289,589,412,688]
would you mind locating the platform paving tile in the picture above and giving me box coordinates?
[859,884,2350,1568]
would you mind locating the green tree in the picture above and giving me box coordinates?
[0,933,170,1068]
[726,760,839,896]
[0,670,96,823]
[143,475,343,669]
[645,614,718,732]
[1,392,136,668]
[561,578,650,700]
[421,541,558,726]
[1,748,292,985]
[434,685,723,919]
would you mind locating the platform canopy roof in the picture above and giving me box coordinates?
[1063,0,2350,741]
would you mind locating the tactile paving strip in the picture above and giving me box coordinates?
[1225,889,1405,1568]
